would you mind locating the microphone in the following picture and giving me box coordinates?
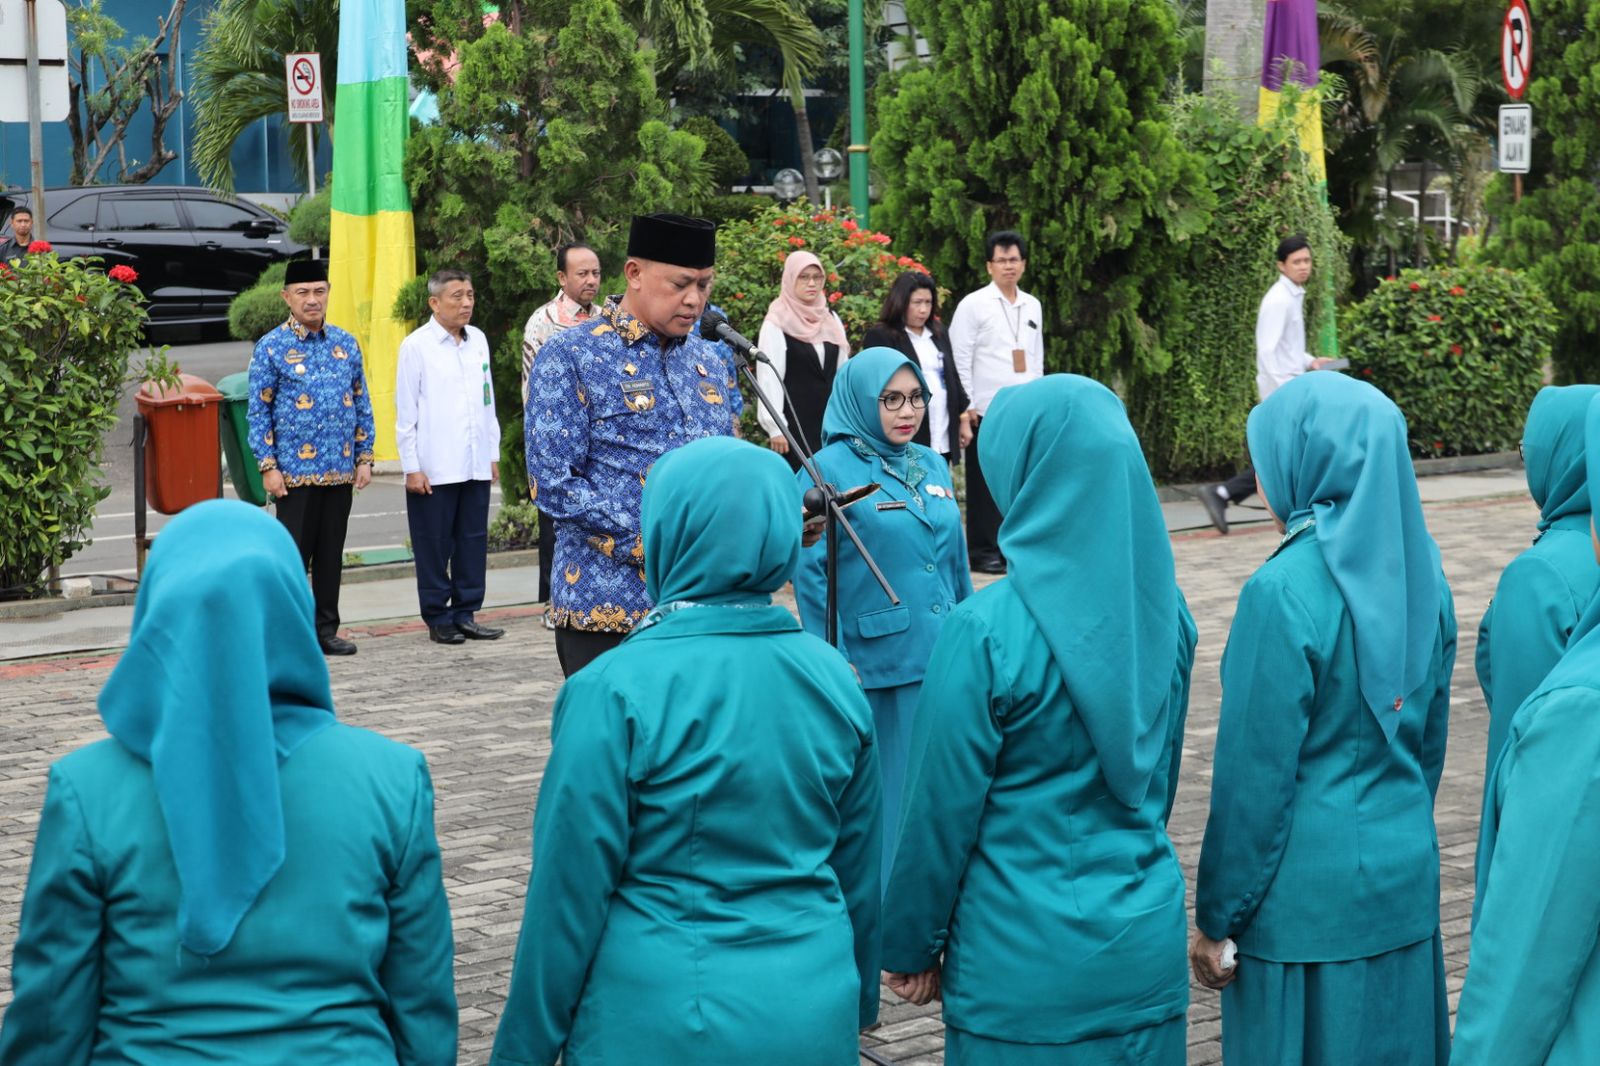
[699,309,772,365]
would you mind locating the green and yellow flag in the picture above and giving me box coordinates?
[328,0,415,461]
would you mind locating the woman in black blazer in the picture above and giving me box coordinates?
[861,271,972,464]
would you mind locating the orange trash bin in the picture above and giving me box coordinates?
[135,373,224,515]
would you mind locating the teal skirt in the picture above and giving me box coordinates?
[944,1016,1185,1065]
[1221,930,1448,1066]
[867,681,920,892]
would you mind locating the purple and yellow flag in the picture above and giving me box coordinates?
[1259,0,1326,182]
[328,0,416,461]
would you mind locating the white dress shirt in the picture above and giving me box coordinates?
[754,314,850,440]
[395,317,502,485]
[947,281,1044,415]
[1255,273,1312,401]
[905,325,949,454]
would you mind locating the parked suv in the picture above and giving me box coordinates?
[0,185,308,337]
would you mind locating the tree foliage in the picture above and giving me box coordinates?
[65,0,188,185]
[872,0,1212,384]
[1483,0,1600,383]
[1127,91,1346,481]
[191,0,341,193]
[405,0,712,501]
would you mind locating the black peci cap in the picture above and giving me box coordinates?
[283,259,328,285]
[626,214,716,269]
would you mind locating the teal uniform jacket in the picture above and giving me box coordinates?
[0,725,457,1066]
[1453,685,1600,1064]
[1476,515,1599,774]
[793,439,972,687]
[1196,525,1455,961]
[489,605,882,1066]
[881,581,1199,1044]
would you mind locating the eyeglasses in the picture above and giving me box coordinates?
[879,390,928,411]
[989,255,1024,265]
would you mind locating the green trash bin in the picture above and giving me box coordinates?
[217,371,269,506]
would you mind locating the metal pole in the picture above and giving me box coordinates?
[1514,173,1523,204]
[306,123,319,258]
[24,0,46,238]
[133,412,148,577]
[846,0,870,225]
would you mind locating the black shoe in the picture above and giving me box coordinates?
[1199,485,1230,535]
[428,624,466,645]
[456,619,505,641]
[319,635,358,656]
[972,556,1007,575]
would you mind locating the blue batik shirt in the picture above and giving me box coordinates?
[247,317,377,486]
[527,296,743,632]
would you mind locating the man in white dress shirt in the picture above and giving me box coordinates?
[396,268,505,644]
[1201,234,1331,534]
[948,230,1044,574]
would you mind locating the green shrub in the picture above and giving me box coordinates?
[489,499,541,551]
[0,249,150,597]
[713,200,936,440]
[678,116,749,189]
[702,191,771,226]
[288,186,331,247]
[1126,90,1346,482]
[1344,266,1554,457]
[228,261,289,341]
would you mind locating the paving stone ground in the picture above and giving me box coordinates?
[0,492,1537,1063]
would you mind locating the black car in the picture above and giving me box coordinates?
[0,185,308,337]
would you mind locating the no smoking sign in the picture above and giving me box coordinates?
[1502,0,1531,100]
[285,51,323,123]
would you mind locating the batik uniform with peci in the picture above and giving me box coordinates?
[247,317,376,485]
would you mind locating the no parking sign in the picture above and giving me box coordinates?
[1502,0,1531,101]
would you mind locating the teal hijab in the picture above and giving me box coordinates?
[1523,384,1600,533]
[980,376,1180,809]
[821,346,930,490]
[1247,372,1442,741]
[97,499,335,956]
[642,436,800,606]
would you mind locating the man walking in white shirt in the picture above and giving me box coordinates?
[396,268,505,644]
[1201,234,1331,534]
[948,230,1044,573]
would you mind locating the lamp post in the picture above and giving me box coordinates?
[773,167,806,203]
[813,147,844,210]
[847,0,869,225]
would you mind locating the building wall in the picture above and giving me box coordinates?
[0,0,328,196]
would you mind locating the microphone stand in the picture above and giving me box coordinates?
[714,326,899,645]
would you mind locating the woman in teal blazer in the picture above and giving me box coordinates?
[1453,392,1600,1065]
[794,346,972,881]
[490,437,881,1066]
[1476,385,1600,777]
[1190,373,1455,1066]
[880,376,1198,1064]
[0,501,457,1066]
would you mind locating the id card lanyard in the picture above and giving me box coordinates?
[999,294,1026,372]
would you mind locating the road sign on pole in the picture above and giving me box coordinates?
[1498,104,1531,174]
[285,52,324,124]
[1502,0,1532,101]
[0,0,68,122]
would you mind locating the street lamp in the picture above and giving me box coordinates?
[773,167,806,202]
[813,147,844,210]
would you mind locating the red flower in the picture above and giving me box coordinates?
[1427,314,1442,323]
[1361,367,1374,377]
[772,219,785,227]
[1384,275,1397,281]
[897,256,914,267]
[1433,441,1444,450]
[73,293,86,303]
[788,236,806,248]
[26,240,51,254]
[841,220,859,232]
[733,292,745,300]
[1451,344,1463,355]
[828,291,842,304]
[1409,282,1421,291]
[873,233,891,245]
[1449,286,1466,296]
[108,264,139,283]
[827,272,839,282]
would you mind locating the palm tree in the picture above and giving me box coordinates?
[191,0,342,194]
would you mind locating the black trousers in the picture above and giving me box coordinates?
[555,627,625,677]
[273,483,353,641]
[537,509,555,603]
[965,416,1003,564]
[1222,465,1258,504]
[405,479,491,627]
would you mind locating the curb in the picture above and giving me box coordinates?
[1156,450,1522,503]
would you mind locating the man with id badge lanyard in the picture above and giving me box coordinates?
[949,231,1044,574]
[396,268,505,645]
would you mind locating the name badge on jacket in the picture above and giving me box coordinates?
[620,379,656,412]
